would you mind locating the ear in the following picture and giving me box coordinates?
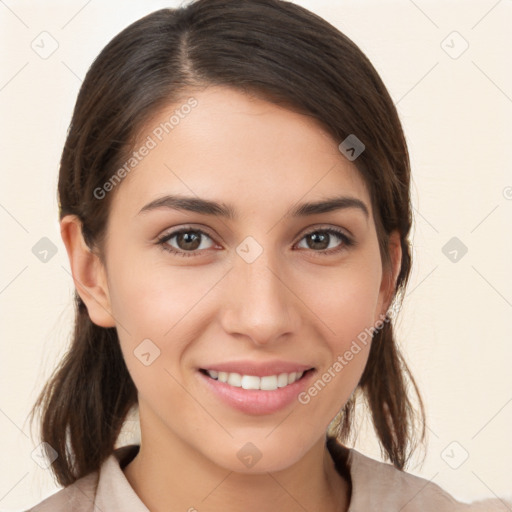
[377,230,402,318]
[60,215,116,328]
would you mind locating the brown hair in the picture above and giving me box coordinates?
[30,0,426,487]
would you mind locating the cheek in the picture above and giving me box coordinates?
[107,259,191,415]
[296,255,382,407]
[107,249,215,335]
[300,254,383,341]
[105,251,219,386]
[299,284,377,428]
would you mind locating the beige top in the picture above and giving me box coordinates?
[26,437,510,511]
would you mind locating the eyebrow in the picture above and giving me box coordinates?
[138,194,369,219]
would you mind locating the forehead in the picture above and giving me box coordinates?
[109,85,372,219]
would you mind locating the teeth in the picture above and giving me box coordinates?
[241,375,260,389]
[228,373,242,387]
[277,373,289,387]
[205,370,305,390]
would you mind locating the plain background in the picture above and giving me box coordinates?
[1,0,511,509]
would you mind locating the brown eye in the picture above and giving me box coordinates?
[157,228,215,257]
[296,228,353,254]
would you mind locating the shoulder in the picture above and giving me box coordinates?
[327,436,511,511]
[24,445,142,512]
[347,447,468,511]
[23,471,99,512]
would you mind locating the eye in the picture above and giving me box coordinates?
[295,227,354,255]
[156,228,216,257]
[156,226,354,258]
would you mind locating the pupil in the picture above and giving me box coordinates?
[179,232,200,250]
[309,232,328,250]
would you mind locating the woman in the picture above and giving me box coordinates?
[26,0,509,510]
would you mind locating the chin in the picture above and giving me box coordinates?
[202,436,313,475]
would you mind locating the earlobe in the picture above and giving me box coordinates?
[60,215,116,328]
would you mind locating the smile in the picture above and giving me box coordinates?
[202,369,306,391]
[198,366,316,415]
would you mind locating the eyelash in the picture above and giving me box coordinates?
[156,226,354,258]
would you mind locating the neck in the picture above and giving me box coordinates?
[123,422,350,512]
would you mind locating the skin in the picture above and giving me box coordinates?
[61,85,401,512]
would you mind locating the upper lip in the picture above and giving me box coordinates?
[200,360,315,377]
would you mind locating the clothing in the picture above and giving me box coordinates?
[26,436,510,511]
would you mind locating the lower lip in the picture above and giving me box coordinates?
[197,369,316,415]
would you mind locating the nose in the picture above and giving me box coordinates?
[220,244,301,346]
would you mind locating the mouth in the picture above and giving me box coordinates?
[197,364,317,415]
[198,367,315,391]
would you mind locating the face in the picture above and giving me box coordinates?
[81,86,398,473]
